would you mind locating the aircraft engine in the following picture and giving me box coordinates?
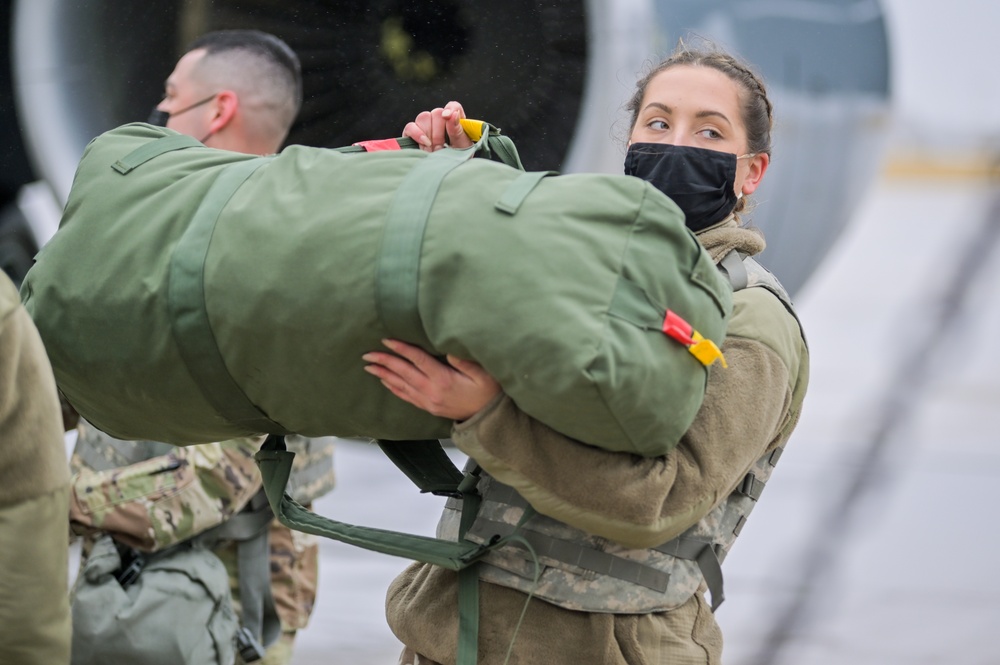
[5,0,891,295]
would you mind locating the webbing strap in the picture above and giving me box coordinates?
[254,436,489,569]
[167,157,290,435]
[335,129,522,169]
[719,249,749,291]
[375,143,482,347]
[467,516,672,592]
[111,134,202,174]
[737,473,766,501]
[655,537,725,611]
[474,478,728,610]
[377,440,465,496]
[483,134,524,170]
[192,489,281,655]
[334,137,419,154]
[234,514,281,650]
[374,124,524,348]
[456,469,483,665]
[457,566,480,665]
[495,171,557,215]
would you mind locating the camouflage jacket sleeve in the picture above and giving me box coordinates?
[451,286,809,550]
[69,437,264,552]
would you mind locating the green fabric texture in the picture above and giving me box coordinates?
[21,122,732,456]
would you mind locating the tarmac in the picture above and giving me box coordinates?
[289,165,1000,664]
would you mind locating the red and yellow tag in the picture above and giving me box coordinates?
[662,310,727,368]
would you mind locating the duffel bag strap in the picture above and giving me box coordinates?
[254,435,494,569]
[256,436,540,665]
[168,157,292,436]
[376,122,522,348]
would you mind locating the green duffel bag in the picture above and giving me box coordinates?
[21,122,732,456]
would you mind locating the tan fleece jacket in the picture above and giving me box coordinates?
[0,272,71,665]
[0,273,69,505]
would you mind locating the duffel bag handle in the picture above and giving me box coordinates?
[339,119,525,171]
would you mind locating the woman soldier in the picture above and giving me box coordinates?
[363,42,809,665]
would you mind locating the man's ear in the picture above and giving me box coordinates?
[740,152,769,196]
[208,90,239,134]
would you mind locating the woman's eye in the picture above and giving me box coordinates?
[699,128,722,139]
[647,120,668,131]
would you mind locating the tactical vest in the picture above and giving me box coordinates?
[435,252,802,613]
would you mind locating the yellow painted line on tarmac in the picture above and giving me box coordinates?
[883,152,1000,180]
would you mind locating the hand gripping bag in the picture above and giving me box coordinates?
[20,122,732,456]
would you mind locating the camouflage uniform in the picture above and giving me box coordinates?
[70,423,335,664]
[0,271,71,665]
[385,217,810,664]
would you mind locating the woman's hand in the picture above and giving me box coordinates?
[402,101,474,152]
[362,339,501,421]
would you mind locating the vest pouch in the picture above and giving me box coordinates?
[70,535,238,665]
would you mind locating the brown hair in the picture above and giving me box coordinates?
[625,40,774,214]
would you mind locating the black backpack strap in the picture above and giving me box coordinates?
[377,439,466,496]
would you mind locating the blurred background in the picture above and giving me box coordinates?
[3,0,997,663]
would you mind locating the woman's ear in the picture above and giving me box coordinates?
[741,152,769,196]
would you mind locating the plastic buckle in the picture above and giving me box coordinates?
[236,626,266,662]
[113,551,145,589]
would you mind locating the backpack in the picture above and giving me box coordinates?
[70,492,279,664]
[71,535,239,665]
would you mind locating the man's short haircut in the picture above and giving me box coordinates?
[187,29,303,142]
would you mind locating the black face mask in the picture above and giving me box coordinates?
[146,94,217,127]
[624,143,739,232]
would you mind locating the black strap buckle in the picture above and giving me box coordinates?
[113,547,146,588]
[236,626,266,662]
